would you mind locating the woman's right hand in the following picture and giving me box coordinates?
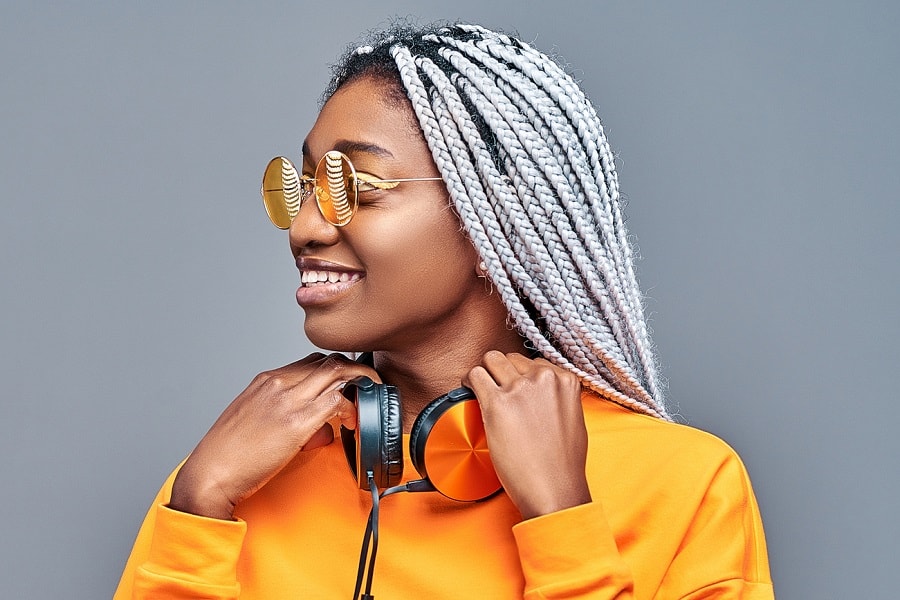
[168,352,376,520]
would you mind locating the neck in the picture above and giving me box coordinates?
[372,324,527,433]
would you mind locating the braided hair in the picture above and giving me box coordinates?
[324,23,669,420]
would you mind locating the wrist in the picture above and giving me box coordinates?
[518,483,592,521]
[170,469,237,521]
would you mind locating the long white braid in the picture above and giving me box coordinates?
[460,27,664,404]
[438,26,663,404]
[419,56,652,408]
[330,24,669,419]
[431,42,651,400]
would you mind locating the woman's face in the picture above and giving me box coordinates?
[290,75,486,351]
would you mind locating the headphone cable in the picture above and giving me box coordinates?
[352,478,426,600]
[352,475,378,600]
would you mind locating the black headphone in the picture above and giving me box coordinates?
[339,374,502,503]
[340,357,504,599]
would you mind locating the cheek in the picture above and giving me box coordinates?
[359,207,477,296]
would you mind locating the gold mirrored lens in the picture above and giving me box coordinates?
[315,150,357,226]
[261,156,301,229]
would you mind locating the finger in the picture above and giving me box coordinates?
[462,364,491,390]
[505,352,539,373]
[284,352,328,369]
[261,353,378,403]
[304,387,358,431]
[244,352,329,393]
[301,423,335,451]
[308,353,381,392]
[271,352,331,379]
[462,365,503,413]
[333,393,358,431]
[480,350,522,386]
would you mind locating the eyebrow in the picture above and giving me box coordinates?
[301,139,395,161]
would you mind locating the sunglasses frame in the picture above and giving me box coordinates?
[261,150,443,229]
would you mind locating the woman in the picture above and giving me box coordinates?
[116,23,773,598]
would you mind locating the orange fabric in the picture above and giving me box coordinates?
[115,392,773,599]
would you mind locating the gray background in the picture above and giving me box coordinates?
[1,1,897,598]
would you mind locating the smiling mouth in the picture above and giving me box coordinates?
[300,270,363,287]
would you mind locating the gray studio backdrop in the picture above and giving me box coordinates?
[2,2,897,598]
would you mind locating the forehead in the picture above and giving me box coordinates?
[302,76,422,163]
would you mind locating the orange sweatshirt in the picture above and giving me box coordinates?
[115,392,773,598]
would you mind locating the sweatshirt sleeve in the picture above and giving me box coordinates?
[654,450,773,599]
[513,502,634,599]
[511,449,773,599]
[113,469,247,599]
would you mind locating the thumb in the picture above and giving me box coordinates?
[301,423,335,451]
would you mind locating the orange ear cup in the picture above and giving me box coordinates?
[409,388,501,502]
[342,375,501,502]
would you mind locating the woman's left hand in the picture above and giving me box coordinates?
[463,351,591,520]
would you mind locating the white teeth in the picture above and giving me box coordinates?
[301,270,361,286]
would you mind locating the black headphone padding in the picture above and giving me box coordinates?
[342,371,500,502]
[341,377,403,489]
[379,385,403,487]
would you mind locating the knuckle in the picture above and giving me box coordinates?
[261,373,291,393]
[320,353,347,373]
[534,367,557,385]
[322,389,345,409]
[252,370,274,385]
[560,369,579,385]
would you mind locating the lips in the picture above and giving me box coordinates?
[294,257,364,306]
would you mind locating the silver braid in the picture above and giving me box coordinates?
[342,24,669,419]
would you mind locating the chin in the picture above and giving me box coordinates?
[302,318,369,353]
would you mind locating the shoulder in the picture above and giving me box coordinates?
[581,390,756,495]
[583,390,743,456]
[577,393,772,591]
[579,392,769,566]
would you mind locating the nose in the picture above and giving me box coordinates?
[289,194,341,254]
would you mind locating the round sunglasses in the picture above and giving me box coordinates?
[261,150,443,228]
